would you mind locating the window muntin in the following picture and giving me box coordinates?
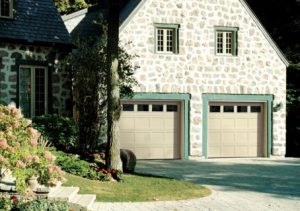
[215,27,238,56]
[155,24,179,54]
[0,0,13,18]
[19,66,48,118]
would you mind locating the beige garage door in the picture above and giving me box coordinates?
[120,101,181,159]
[208,103,264,158]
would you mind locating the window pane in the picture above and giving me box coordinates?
[217,32,223,54]
[157,29,164,52]
[167,105,178,112]
[1,0,10,17]
[226,32,232,54]
[138,104,149,111]
[166,29,173,52]
[122,104,134,111]
[210,106,220,113]
[152,104,163,112]
[35,68,46,116]
[19,67,31,118]
[224,106,234,112]
[237,106,247,113]
[251,106,261,113]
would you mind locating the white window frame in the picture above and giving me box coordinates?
[154,23,180,54]
[19,66,48,117]
[215,27,238,56]
[0,0,13,19]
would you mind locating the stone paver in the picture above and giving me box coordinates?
[93,158,300,211]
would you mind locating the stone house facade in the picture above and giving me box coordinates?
[0,0,73,117]
[65,0,288,159]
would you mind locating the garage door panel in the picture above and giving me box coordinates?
[120,101,181,159]
[235,119,248,129]
[222,119,235,129]
[120,132,135,147]
[208,147,221,157]
[208,118,221,130]
[235,133,247,145]
[120,118,135,130]
[222,133,235,145]
[208,132,221,146]
[208,103,264,158]
[221,147,235,157]
[150,118,164,130]
[135,133,150,147]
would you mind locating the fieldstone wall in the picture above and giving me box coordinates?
[120,0,287,157]
[0,43,71,116]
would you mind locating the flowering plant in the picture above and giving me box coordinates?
[0,104,65,193]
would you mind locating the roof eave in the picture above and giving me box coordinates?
[239,0,289,67]
[0,37,75,50]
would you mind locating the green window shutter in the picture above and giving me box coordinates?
[175,27,179,54]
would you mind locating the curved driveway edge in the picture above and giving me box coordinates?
[93,158,300,211]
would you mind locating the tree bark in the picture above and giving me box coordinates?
[105,0,122,171]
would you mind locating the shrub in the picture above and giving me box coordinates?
[51,149,98,180]
[19,199,69,211]
[32,115,78,152]
[0,104,64,193]
[0,196,69,211]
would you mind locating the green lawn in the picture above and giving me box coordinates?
[64,173,211,202]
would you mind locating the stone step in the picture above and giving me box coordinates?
[70,194,96,211]
[91,202,102,211]
[48,186,79,201]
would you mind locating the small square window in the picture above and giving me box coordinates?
[251,106,261,113]
[0,0,13,18]
[122,104,134,111]
[210,106,221,113]
[215,27,238,56]
[152,104,163,112]
[138,104,149,112]
[155,24,179,54]
[224,106,234,113]
[237,106,247,113]
[167,105,178,112]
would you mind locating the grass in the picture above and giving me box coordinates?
[64,173,211,202]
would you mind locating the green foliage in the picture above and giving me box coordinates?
[286,64,300,156]
[51,149,98,180]
[54,0,89,15]
[0,104,64,193]
[19,199,69,211]
[68,21,138,153]
[32,115,78,152]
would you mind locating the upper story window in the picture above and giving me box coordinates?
[0,0,13,18]
[215,26,238,56]
[154,23,180,54]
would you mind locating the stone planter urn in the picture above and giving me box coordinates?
[27,175,39,191]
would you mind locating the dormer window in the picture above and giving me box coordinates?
[0,0,13,18]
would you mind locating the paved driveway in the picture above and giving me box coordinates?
[98,158,300,211]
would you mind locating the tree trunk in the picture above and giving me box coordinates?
[105,0,122,171]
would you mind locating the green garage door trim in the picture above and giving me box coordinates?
[202,94,273,158]
[123,92,191,159]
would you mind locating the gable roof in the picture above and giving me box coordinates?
[0,0,72,47]
[63,0,289,66]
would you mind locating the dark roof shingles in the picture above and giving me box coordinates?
[0,0,71,45]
